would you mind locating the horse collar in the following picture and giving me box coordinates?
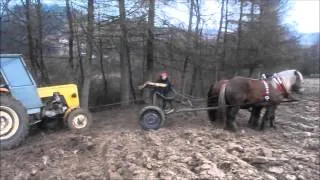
[262,80,270,101]
[273,74,288,97]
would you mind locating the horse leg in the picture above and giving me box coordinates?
[248,107,255,125]
[269,105,277,129]
[254,107,262,127]
[248,107,260,124]
[225,106,239,131]
[250,106,262,129]
[260,107,272,130]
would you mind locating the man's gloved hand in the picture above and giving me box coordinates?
[138,81,151,90]
[138,84,145,90]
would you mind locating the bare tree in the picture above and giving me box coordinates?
[181,0,194,94]
[74,12,85,85]
[75,18,84,85]
[97,17,108,95]
[36,0,50,84]
[146,0,155,81]
[66,0,74,68]
[127,43,137,102]
[235,0,244,75]
[214,0,225,82]
[118,0,130,105]
[220,0,229,78]
[190,0,201,96]
[24,0,38,80]
[80,0,94,109]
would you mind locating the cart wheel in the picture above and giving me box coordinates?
[66,108,92,131]
[139,106,165,130]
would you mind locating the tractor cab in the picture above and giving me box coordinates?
[0,54,43,115]
[0,72,6,87]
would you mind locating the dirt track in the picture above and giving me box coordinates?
[1,79,319,180]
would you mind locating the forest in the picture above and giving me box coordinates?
[1,0,319,108]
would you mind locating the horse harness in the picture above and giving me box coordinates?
[273,74,289,97]
[261,74,289,102]
[262,80,270,101]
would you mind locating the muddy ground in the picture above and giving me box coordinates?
[0,79,319,180]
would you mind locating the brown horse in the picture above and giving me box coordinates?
[207,79,259,124]
[213,69,303,131]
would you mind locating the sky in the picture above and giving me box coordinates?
[36,0,320,33]
[285,0,320,33]
[161,0,320,33]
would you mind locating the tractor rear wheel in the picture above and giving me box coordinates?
[0,95,29,150]
[66,108,92,131]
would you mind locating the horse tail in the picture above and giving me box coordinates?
[218,83,227,123]
[207,84,217,122]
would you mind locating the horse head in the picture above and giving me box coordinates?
[276,69,304,95]
[292,70,304,94]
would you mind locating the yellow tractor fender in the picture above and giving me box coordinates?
[63,107,78,121]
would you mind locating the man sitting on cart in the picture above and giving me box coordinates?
[138,72,176,113]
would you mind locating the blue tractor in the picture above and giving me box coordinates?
[0,54,92,150]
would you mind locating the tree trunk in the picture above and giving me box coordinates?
[220,0,229,79]
[36,0,50,85]
[24,0,38,81]
[236,0,243,68]
[127,45,136,101]
[251,0,255,22]
[142,33,145,80]
[198,33,206,96]
[146,0,155,81]
[97,13,107,95]
[199,66,205,96]
[66,0,74,69]
[216,0,225,46]
[190,67,198,95]
[118,0,130,106]
[214,0,225,82]
[168,29,174,84]
[99,39,108,94]
[75,23,84,85]
[181,0,194,94]
[80,0,94,109]
[190,0,200,96]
